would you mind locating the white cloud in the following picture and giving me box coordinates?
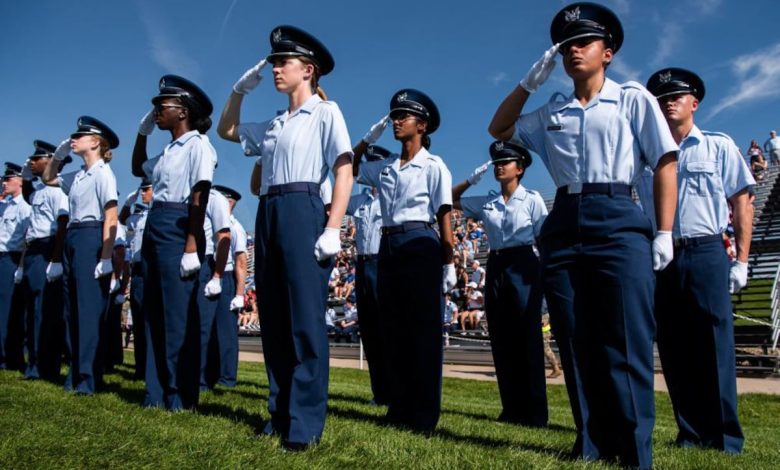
[689,0,723,14]
[608,56,641,82]
[136,0,201,81]
[603,0,631,15]
[650,22,682,68]
[707,42,780,119]
[217,0,241,47]
[489,72,509,86]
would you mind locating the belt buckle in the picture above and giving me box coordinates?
[567,182,583,194]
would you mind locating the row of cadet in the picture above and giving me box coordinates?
[0,2,757,466]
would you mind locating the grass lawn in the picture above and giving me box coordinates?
[1,354,779,469]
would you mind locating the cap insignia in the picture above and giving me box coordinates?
[495,142,504,151]
[397,92,407,103]
[659,71,672,84]
[564,6,581,22]
[273,28,282,44]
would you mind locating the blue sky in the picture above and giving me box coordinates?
[2,0,779,230]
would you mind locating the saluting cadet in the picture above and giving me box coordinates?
[43,117,120,395]
[488,3,679,468]
[0,162,32,372]
[131,75,216,410]
[346,145,390,406]
[210,184,247,388]
[119,179,152,379]
[645,68,753,454]
[198,186,231,391]
[452,141,549,427]
[353,89,455,432]
[217,25,354,449]
[20,142,70,381]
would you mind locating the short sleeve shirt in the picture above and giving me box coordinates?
[203,189,231,256]
[142,131,216,203]
[0,194,32,252]
[59,159,118,226]
[225,215,247,272]
[26,185,69,241]
[347,190,383,255]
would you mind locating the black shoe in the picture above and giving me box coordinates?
[281,440,316,452]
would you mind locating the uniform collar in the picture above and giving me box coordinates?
[490,183,528,205]
[681,124,703,146]
[83,158,106,176]
[401,147,431,169]
[171,130,201,146]
[552,77,620,112]
[8,193,24,205]
[279,94,322,119]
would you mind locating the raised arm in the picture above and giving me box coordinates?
[218,59,268,143]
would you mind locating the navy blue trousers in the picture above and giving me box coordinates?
[214,271,237,387]
[355,255,391,404]
[655,239,744,453]
[22,237,64,380]
[378,226,443,432]
[0,251,24,371]
[485,246,547,427]
[197,255,220,390]
[256,187,331,445]
[142,205,201,410]
[103,291,124,369]
[539,193,656,469]
[130,263,146,379]
[62,224,110,394]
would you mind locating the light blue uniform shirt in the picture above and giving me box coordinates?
[357,148,453,226]
[320,177,332,206]
[26,184,69,241]
[237,94,353,195]
[514,78,678,188]
[125,208,148,263]
[203,189,231,257]
[59,159,118,226]
[114,223,127,248]
[346,190,383,255]
[225,215,247,272]
[460,184,548,250]
[142,131,216,203]
[0,194,32,252]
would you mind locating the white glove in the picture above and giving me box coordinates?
[314,227,341,261]
[467,161,492,185]
[138,109,156,136]
[519,43,560,93]
[46,262,63,282]
[233,59,267,95]
[362,115,390,144]
[94,258,113,279]
[652,231,673,271]
[230,295,245,311]
[22,161,34,181]
[53,139,71,161]
[729,261,749,294]
[204,276,222,297]
[109,277,120,293]
[442,263,457,293]
[13,266,23,284]
[123,189,139,209]
[114,294,126,305]
[180,251,201,278]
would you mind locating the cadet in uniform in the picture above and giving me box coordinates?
[353,89,455,432]
[20,141,70,381]
[131,75,216,410]
[453,141,549,427]
[0,162,32,372]
[488,4,679,468]
[346,145,390,406]
[645,68,753,453]
[217,26,353,449]
[120,179,153,379]
[43,117,119,395]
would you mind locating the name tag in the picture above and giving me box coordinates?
[547,125,563,131]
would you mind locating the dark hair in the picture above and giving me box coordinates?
[180,96,212,134]
[422,134,431,150]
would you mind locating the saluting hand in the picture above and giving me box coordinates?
[204,276,222,297]
[314,227,341,261]
[138,109,156,136]
[13,266,23,284]
[467,161,492,185]
[46,262,63,282]
[362,115,390,145]
[233,59,268,95]
[652,231,673,271]
[729,260,749,293]
[53,139,71,161]
[442,263,457,293]
[180,251,201,278]
[520,43,560,93]
[95,258,113,279]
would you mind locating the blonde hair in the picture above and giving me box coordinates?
[299,56,328,100]
[97,136,113,162]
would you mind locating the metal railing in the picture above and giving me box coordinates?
[770,263,780,351]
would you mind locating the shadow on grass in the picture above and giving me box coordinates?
[197,401,268,435]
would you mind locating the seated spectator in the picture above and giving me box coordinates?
[470,260,486,289]
[328,266,341,298]
[467,220,483,254]
[460,282,485,330]
[443,293,459,346]
[325,307,338,335]
[334,265,356,300]
[335,300,359,343]
[751,152,768,181]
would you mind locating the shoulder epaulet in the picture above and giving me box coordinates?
[621,80,645,91]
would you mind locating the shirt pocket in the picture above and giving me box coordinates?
[685,160,720,197]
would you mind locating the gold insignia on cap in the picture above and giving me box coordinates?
[273,28,282,43]
[659,71,672,84]
[159,77,166,89]
[367,145,375,153]
[495,142,504,151]
[564,6,581,22]
[397,92,407,102]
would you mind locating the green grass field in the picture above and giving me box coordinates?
[1,355,779,469]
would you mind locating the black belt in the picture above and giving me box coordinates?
[381,221,432,235]
[357,254,378,261]
[27,236,54,246]
[152,201,189,210]
[673,233,722,249]
[266,182,320,196]
[69,220,102,229]
[555,183,632,198]
[489,245,535,257]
